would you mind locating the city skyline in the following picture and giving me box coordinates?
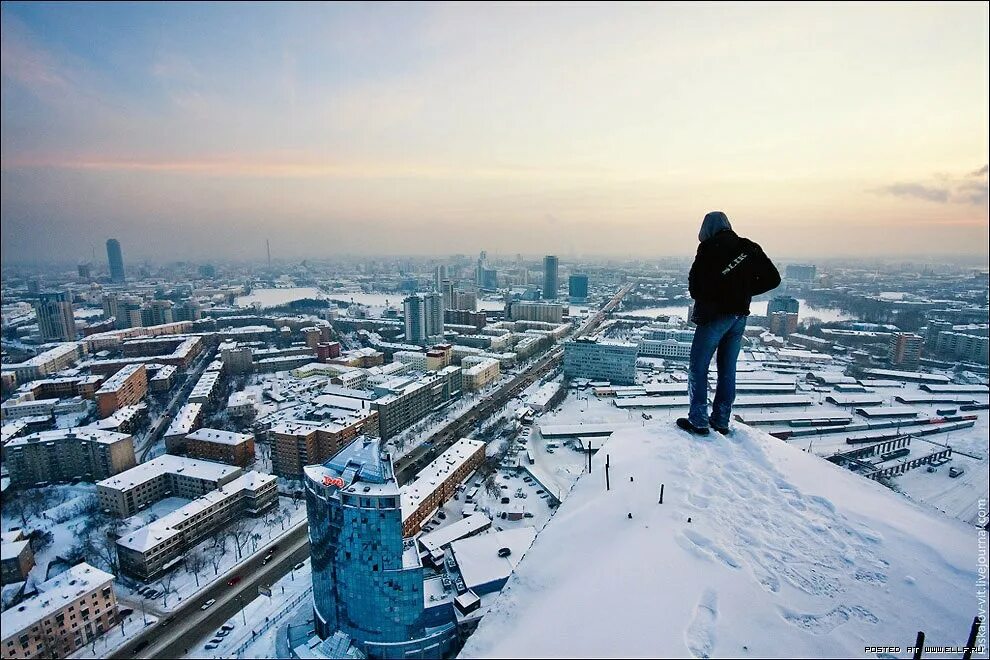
[2,2,988,263]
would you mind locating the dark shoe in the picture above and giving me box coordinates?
[676,418,710,436]
[709,419,730,435]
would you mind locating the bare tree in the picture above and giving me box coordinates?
[5,496,30,527]
[158,570,178,608]
[93,533,120,576]
[207,538,227,576]
[263,510,279,540]
[183,549,208,588]
[227,519,253,560]
[250,532,262,554]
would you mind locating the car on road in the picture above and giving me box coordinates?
[161,616,175,627]
[221,623,236,632]
[119,607,134,617]
[227,575,242,586]
[133,640,150,653]
[201,598,216,610]
[294,561,305,570]
[205,642,219,650]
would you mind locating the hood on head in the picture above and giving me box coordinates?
[699,211,732,242]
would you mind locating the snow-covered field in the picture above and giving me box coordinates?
[460,422,983,659]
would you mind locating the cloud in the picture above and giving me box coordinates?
[876,183,949,203]
[874,165,988,206]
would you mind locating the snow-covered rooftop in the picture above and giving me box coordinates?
[6,427,130,448]
[401,439,485,519]
[451,527,537,593]
[4,563,114,636]
[418,514,493,554]
[117,471,275,552]
[460,424,981,658]
[97,454,240,491]
[185,427,253,446]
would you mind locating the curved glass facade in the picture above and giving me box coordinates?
[304,438,457,659]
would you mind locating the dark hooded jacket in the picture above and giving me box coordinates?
[689,218,780,324]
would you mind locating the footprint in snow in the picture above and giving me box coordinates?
[685,588,719,659]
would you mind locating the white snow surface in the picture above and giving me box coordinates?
[460,423,980,659]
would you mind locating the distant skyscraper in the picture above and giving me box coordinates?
[433,265,447,292]
[403,293,444,345]
[768,295,800,316]
[784,264,816,283]
[304,438,457,657]
[543,255,559,299]
[77,263,92,281]
[34,291,77,341]
[481,268,498,291]
[440,279,454,310]
[106,239,125,282]
[568,274,589,302]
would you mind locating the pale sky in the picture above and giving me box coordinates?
[1,2,987,263]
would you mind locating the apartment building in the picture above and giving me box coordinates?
[1,563,117,660]
[269,411,378,479]
[461,357,501,391]
[163,402,204,453]
[96,454,242,517]
[4,429,136,487]
[95,364,148,418]
[116,471,277,581]
[184,427,255,467]
[401,438,485,536]
[9,343,85,382]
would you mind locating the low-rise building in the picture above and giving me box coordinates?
[1,530,35,585]
[184,428,255,467]
[95,363,148,418]
[18,375,104,401]
[8,343,85,383]
[188,369,223,406]
[401,438,485,536]
[148,364,178,393]
[461,357,501,391]
[1,563,117,660]
[163,402,204,453]
[4,429,136,487]
[116,471,277,581]
[96,454,242,517]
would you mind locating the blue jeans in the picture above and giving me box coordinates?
[688,314,747,428]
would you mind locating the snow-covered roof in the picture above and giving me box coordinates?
[165,402,203,437]
[117,471,275,552]
[97,454,240,491]
[185,427,253,446]
[0,539,29,561]
[418,514,493,554]
[96,364,145,394]
[401,439,485,519]
[6,427,130,448]
[459,424,980,658]
[3,563,114,636]
[451,527,537,592]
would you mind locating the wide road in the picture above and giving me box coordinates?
[110,523,310,660]
[394,282,634,484]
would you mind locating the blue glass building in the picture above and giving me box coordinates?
[304,437,457,659]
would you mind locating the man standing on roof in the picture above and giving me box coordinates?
[677,211,780,436]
